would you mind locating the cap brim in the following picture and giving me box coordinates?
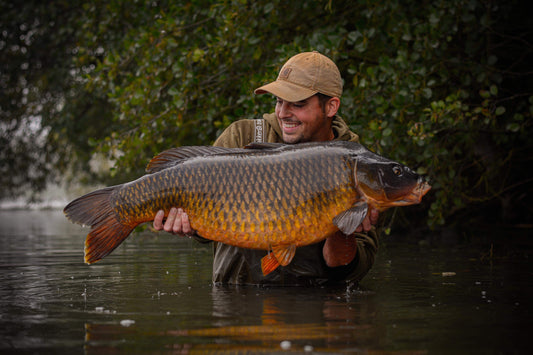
[254,80,317,102]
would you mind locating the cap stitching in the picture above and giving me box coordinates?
[313,53,321,91]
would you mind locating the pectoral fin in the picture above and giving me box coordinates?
[333,202,368,235]
[260,245,297,276]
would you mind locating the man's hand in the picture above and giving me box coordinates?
[153,207,193,235]
[354,207,379,233]
[323,207,379,267]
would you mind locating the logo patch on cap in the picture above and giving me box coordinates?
[279,68,292,79]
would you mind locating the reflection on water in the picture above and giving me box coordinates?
[85,286,380,354]
[0,210,530,353]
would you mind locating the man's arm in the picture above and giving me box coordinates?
[322,207,378,267]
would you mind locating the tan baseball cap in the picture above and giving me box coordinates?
[254,51,343,102]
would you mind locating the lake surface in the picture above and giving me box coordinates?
[0,209,530,354]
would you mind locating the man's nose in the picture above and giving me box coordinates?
[278,102,291,118]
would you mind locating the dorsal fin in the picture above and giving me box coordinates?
[146,146,246,173]
[245,142,287,150]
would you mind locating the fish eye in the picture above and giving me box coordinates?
[392,165,403,176]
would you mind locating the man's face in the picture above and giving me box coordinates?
[275,95,334,144]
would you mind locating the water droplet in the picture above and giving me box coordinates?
[120,319,135,327]
[280,340,291,350]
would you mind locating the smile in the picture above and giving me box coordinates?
[281,120,301,129]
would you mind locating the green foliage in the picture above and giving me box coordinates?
[2,0,532,229]
[336,0,532,227]
[0,0,116,198]
[76,0,330,175]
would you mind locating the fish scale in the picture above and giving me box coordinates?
[191,153,351,248]
[64,141,431,275]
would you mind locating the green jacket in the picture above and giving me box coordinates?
[210,113,379,286]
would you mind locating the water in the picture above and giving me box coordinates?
[0,210,530,354]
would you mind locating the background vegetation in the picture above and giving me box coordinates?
[1,0,531,233]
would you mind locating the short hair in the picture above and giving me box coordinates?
[316,93,333,117]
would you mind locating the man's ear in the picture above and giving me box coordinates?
[326,97,341,118]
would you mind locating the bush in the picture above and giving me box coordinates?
[4,0,531,230]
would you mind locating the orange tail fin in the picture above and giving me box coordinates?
[64,186,136,264]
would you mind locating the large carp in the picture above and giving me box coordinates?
[64,141,430,275]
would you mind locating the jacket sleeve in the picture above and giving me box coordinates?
[346,229,379,283]
[213,120,256,148]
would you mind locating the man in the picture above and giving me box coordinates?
[154,51,379,286]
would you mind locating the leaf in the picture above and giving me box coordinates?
[168,87,179,97]
[192,48,204,62]
[495,106,505,116]
[416,167,428,175]
[506,123,520,132]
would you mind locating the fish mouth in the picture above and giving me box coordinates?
[381,180,431,208]
[404,180,431,204]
